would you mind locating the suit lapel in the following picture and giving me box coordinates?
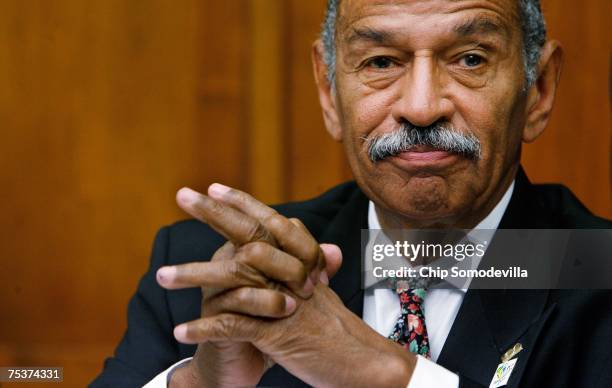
[320,188,369,317]
[438,167,555,385]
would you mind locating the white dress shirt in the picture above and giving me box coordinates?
[145,181,515,387]
[364,180,513,387]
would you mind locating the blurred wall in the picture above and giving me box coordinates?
[0,0,609,386]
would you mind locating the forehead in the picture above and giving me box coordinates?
[338,0,520,40]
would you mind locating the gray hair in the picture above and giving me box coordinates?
[366,122,481,162]
[321,0,546,88]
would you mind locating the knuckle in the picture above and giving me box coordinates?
[243,241,268,260]
[263,214,289,232]
[211,241,235,262]
[235,287,254,304]
[212,315,237,340]
[245,221,268,242]
[226,260,247,280]
[207,198,225,217]
[227,258,264,286]
[235,190,251,203]
[289,217,305,229]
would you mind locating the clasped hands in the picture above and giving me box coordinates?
[156,184,415,387]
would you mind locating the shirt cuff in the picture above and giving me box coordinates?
[142,358,193,388]
[143,355,456,388]
[406,355,459,388]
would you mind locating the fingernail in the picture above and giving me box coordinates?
[302,277,314,295]
[156,266,176,285]
[176,187,199,206]
[319,270,329,285]
[208,183,231,199]
[284,295,296,314]
[174,324,188,342]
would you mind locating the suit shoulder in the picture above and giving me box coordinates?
[531,183,611,228]
[272,181,360,221]
[162,219,224,265]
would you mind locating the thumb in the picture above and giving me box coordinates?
[319,243,343,284]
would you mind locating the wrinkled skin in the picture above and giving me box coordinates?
[161,0,563,386]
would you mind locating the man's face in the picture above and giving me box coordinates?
[331,0,529,227]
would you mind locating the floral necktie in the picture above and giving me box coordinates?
[388,287,431,359]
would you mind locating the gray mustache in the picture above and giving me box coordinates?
[365,122,481,162]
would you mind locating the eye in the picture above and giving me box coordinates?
[459,54,484,67]
[365,56,394,69]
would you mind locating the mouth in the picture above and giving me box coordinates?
[396,146,456,161]
[389,146,461,170]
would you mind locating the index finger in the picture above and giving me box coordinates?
[208,183,277,221]
[177,187,275,246]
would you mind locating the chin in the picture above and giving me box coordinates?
[394,202,458,225]
[376,176,465,225]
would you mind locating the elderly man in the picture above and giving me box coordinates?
[92,0,611,387]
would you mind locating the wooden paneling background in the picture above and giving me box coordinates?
[521,0,611,216]
[0,1,608,386]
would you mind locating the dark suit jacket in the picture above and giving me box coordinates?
[91,169,612,387]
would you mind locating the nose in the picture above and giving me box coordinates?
[391,54,453,127]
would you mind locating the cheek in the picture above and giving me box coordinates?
[338,86,399,167]
[340,85,397,139]
[454,87,522,163]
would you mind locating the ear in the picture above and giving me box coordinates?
[312,39,343,142]
[522,40,563,143]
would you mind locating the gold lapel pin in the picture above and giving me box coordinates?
[501,343,523,363]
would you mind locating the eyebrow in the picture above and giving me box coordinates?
[346,27,394,46]
[345,16,511,48]
[452,17,510,40]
